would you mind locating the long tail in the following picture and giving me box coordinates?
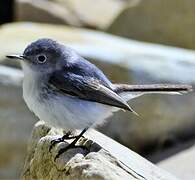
[114,84,193,104]
[114,84,193,94]
[113,84,192,115]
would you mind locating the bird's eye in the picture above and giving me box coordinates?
[37,54,47,63]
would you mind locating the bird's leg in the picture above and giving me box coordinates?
[49,131,80,152]
[55,128,89,160]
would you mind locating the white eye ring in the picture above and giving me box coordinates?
[37,54,47,63]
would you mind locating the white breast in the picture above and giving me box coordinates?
[22,70,118,131]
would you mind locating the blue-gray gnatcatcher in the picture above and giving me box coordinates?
[6,38,192,159]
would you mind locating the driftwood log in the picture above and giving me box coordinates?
[21,121,178,180]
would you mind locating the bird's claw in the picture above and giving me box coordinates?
[49,137,64,152]
[49,131,74,152]
[49,131,86,152]
[53,128,89,161]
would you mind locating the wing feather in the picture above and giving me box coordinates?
[49,71,133,111]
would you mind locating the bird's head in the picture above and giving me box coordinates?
[6,38,75,75]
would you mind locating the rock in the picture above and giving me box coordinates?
[61,0,127,29]
[1,22,195,83]
[15,0,83,26]
[107,0,195,49]
[15,0,128,29]
[157,142,195,180]
[22,121,178,180]
[0,65,37,179]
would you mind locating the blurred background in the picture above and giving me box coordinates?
[0,0,195,179]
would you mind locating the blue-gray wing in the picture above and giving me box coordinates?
[49,71,132,111]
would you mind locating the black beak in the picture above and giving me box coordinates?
[6,55,26,60]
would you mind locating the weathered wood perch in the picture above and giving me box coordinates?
[21,121,178,180]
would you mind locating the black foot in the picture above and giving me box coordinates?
[49,131,79,152]
[54,128,88,160]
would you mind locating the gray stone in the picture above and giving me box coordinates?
[158,143,195,180]
[107,0,195,49]
[15,0,83,26]
[15,0,128,29]
[0,66,37,179]
[61,0,127,29]
[1,22,195,83]
[22,121,178,180]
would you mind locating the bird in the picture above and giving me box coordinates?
[6,38,192,159]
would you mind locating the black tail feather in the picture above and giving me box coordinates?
[114,84,193,93]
